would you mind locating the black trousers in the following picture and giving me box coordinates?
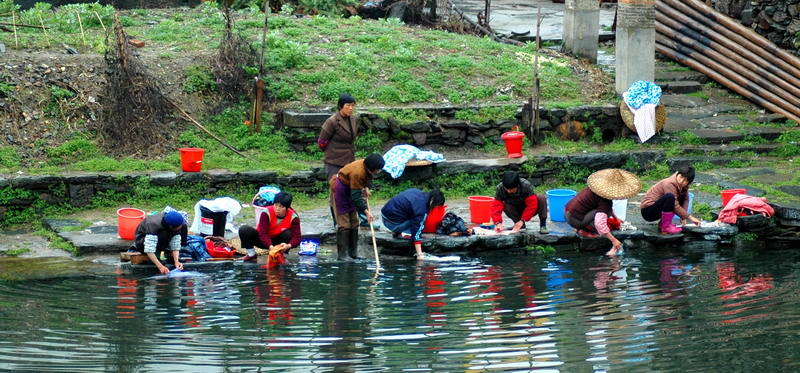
[503,193,548,226]
[238,225,291,250]
[641,193,675,222]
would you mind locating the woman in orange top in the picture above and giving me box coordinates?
[238,192,301,262]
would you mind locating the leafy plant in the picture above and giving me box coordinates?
[673,131,705,145]
[734,232,758,242]
[528,245,556,254]
[183,65,218,94]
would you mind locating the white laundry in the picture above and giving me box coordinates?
[627,102,657,143]
[189,197,242,234]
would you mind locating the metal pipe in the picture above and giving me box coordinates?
[656,20,800,107]
[656,42,800,123]
[657,36,800,118]
[660,0,800,81]
[656,3,800,97]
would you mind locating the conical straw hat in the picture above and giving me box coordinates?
[587,168,642,200]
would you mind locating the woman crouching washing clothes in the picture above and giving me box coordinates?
[564,169,642,256]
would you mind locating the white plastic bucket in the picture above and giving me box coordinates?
[612,199,627,221]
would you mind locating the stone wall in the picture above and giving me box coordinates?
[0,150,660,221]
[710,0,800,56]
[280,104,625,151]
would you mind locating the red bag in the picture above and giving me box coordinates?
[205,236,234,258]
[607,216,621,231]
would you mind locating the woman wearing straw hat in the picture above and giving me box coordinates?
[564,169,642,255]
[640,165,701,234]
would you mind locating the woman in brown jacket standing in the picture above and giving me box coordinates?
[318,93,378,229]
[318,93,358,180]
[640,165,701,234]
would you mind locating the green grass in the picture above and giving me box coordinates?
[0,6,597,109]
[4,247,31,256]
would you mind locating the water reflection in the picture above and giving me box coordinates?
[2,249,800,371]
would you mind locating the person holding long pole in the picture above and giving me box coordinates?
[329,154,385,261]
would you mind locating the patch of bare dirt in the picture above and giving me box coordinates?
[1,48,216,164]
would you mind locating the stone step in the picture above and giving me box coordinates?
[689,128,744,143]
[679,143,783,155]
[660,80,703,94]
[655,70,710,84]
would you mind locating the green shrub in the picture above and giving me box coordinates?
[183,65,218,94]
[45,139,99,165]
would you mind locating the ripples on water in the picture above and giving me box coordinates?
[2,249,800,371]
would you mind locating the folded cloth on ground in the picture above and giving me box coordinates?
[623,80,662,110]
[383,145,445,179]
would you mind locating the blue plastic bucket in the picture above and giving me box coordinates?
[674,192,694,221]
[546,189,577,222]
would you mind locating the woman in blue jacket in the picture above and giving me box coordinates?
[381,188,445,259]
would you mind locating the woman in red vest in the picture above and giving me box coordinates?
[239,192,301,262]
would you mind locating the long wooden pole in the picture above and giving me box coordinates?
[531,2,542,145]
[38,13,50,47]
[76,10,86,46]
[366,199,381,271]
[11,10,18,48]
[168,99,256,161]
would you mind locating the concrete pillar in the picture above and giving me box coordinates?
[615,0,656,95]
[563,0,600,63]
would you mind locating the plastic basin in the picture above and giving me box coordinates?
[721,189,746,207]
[423,205,447,233]
[546,189,577,222]
[468,196,494,224]
[675,192,695,221]
[179,148,205,172]
[117,208,145,240]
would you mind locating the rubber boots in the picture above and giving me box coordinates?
[659,212,683,234]
[336,230,352,261]
[348,228,362,260]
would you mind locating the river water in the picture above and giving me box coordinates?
[2,248,799,371]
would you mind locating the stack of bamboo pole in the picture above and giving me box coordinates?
[655,0,800,124]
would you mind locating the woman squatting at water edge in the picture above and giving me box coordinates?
[564,169,642,256]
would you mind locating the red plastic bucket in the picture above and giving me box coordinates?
[117,208,145,240]
[468,196,494,224]
[721,189,746,207]
[501,126,525,158]
[179,148,205,172]
[423,205,447,233]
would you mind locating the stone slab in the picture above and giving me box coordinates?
[666,106,721,121]
[659,94,708,108]
[756,174,796,185]
[58,226,131,255]
[717,181,766,197]
[713,167,775,180]
[777,185,800,198]
[655,70,709,84]
[696,115,745,129]
[742,126,790,141]
[661,81,702,94]
[690,129,745,143]
[282,111,331,128]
